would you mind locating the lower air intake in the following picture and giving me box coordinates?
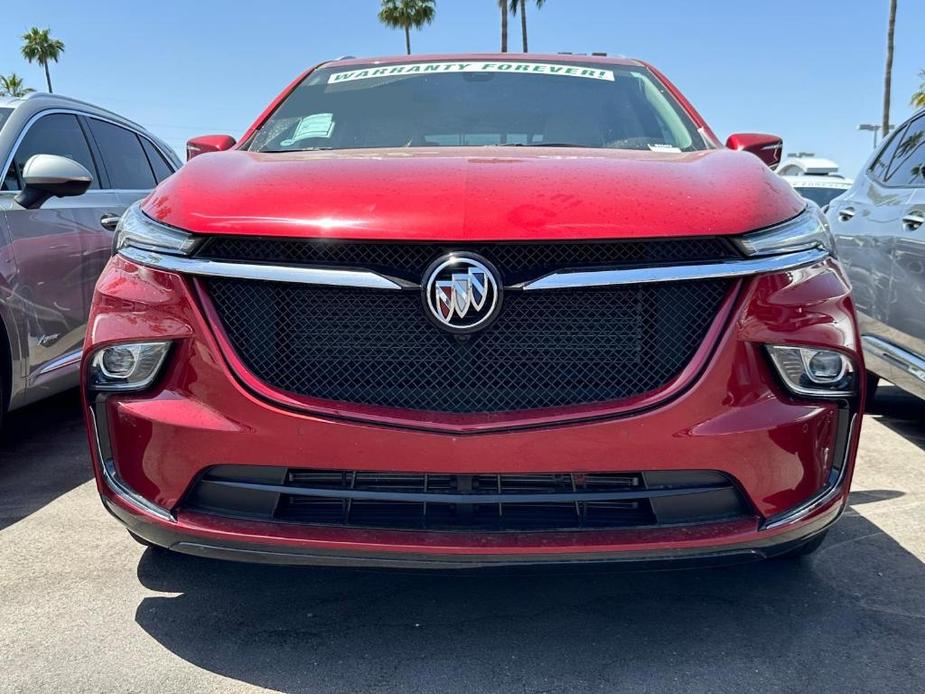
[186,467,751,532]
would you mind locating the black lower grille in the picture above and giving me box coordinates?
[205,279,730,413]
[198,237,739,284]
[186,467,751,532]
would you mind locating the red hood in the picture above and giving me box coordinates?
[143,148,803,240]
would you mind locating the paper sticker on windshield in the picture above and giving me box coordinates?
[280,113,334,146]
[648,144,682,153]
[328,62,615,84]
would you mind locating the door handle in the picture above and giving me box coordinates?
[100,213,121,232]
[838,207,856,222]
[903,210,925,231]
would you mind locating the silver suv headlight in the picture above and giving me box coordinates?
[733,204,835,257]
[114,202,200,256]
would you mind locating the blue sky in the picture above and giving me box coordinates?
[2,1,923,177]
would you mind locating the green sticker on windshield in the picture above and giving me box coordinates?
[328,62,615,84]
[280,113,335,146]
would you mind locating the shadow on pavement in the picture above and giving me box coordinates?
[133,506,925,693]
[866,384,925,451]
[848,489,905,505]
[0,389,92,531]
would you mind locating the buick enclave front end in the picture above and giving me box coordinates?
[82,54,863,568]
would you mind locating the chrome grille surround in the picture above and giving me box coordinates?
[118,239,828,416]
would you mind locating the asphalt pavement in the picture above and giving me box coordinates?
[1,387,923,693]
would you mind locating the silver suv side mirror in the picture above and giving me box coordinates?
[14,154,93,210]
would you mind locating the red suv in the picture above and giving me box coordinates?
[83,55,863,568]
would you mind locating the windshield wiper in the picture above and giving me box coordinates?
[260,146,336,153]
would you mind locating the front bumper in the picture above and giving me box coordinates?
[83,254,863,567]
[103,493,842,569]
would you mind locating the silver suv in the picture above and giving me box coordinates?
[0,93,179,420]
[828,108,925,402]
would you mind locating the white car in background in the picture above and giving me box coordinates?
[780,174,852,210]
[777,155,852,210]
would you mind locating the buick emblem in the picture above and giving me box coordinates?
[423,253,502,333]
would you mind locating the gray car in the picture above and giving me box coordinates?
[828,108,925,402]
[0,93,179,420]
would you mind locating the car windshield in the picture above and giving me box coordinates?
[0,107,13,134]
[794,186,847,207]
[247,60,708,153]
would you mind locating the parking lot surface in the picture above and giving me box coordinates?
[1,388,923,694]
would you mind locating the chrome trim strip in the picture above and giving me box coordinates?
[520,248,829,290]
[761,480,844,531]
[762,469,845,530]
[33,348,82,377]
[118,247,407,290]
[759,468,845,530]
[88,406,175,522]
[122,245,829,292]
[762,410,856,531]
[862,335,925,383]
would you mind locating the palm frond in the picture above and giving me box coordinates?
[378,0,436,29]
[912,69,925,109]
[20,27,65,64]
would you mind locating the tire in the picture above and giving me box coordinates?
[864,372,879,409]
[777,531,828,560]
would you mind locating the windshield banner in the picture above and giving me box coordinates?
[328,61,615,84]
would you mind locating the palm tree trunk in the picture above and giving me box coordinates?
[883,0,897,138]
[501,2,508,53]
[43,61,52,93]
[520,0,528,52]
[404,25,411,55]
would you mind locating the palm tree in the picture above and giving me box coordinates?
[0,74,35,98]
[912,70,925,109]
[882,0,897,138]
[21,27,65,94]
[510,0,545,53]
[499,0,509,53]
[378,0,436,55]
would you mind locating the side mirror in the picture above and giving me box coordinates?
[186,134,236,161]
[14,154,93,210]
[725,133,783,168]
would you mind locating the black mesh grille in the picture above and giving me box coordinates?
[199,237,737,283]
[205,278,730,413]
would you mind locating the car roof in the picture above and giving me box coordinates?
[0,92,178,164]
[2,92,148,130]
[324,53,644,69]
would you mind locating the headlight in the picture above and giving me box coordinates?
[734,205,835,257]
[766,345,856,397]
[88,341,171,392]
[114,202,200,256]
